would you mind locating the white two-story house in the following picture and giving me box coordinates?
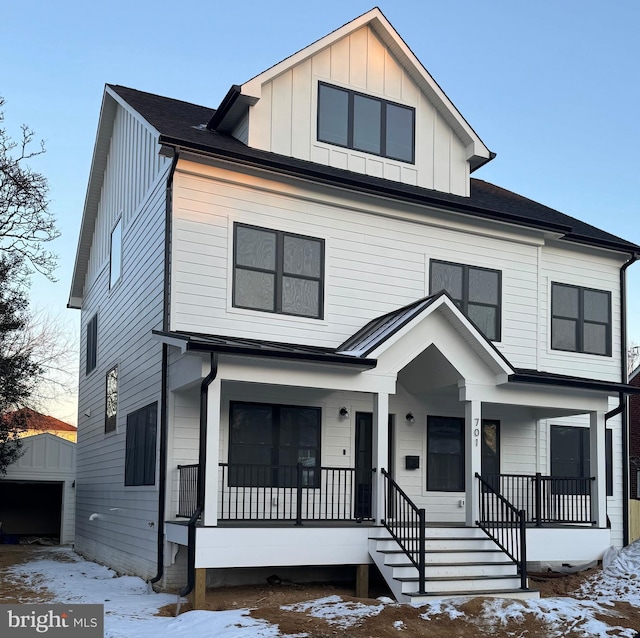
[69,8,640,604]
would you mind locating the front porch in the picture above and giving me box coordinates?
[166,467,610,603]
[159,294,620,601]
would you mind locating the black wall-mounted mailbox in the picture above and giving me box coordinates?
[405,455,420,470]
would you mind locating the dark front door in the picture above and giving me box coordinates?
[354,412,394,519]
[355,412,373,519]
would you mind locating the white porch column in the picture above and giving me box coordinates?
[203,377,222,527]
[589,410,607,528]
[465,400,482,526]
[372,392,389,523]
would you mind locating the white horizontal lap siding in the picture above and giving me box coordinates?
[170,167,542,367]
[75,167,167,576]
[249,26,468,195]
[539,244,622,381]
[168,385,200,518]
[495,409,538,476]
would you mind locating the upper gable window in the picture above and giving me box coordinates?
[233,223,324,319]
[317,83,415,163]
[551,283,611,356]
[430,260,501,341]
[110,218,122,289]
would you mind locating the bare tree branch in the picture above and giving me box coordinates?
[0,96,60,280]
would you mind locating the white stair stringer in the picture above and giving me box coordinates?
[368,526,540,604]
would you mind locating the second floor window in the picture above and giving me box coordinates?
[430,260,501,341]
[551,283,611,356]
[318,83,415,163]
[233,223,324,319]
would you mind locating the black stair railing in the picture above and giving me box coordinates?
[476,472,528,590]
[381,468,426,595]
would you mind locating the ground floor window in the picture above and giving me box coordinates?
[229,402,321,487]
[550,425,612,496]
[124,402,157,486]
[427,416,464,491]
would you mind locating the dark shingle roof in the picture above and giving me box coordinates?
[109,85,640,254]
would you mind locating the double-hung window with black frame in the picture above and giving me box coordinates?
[124,402,158,487]
[551,283,611,356]
[430,260,502,341]
[233,223,324,319]
[228,401,321,488]
[317,82,415,163]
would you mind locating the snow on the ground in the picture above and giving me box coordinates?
[4,541,640,637]
[5,548,280,638]
[281,594,384,628]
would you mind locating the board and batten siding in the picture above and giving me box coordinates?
[75,158,169,579]
[246,26,469,196]
[85,104,169,291]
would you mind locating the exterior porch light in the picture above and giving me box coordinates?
[339,407,350,419]
[406,412,415,424]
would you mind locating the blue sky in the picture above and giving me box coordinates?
[2,0,640,421]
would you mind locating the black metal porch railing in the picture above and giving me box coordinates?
[177,463,375,523]
[476,473,528,590]
[218,463,375,523]
[483,474,595,526]
[381,468,426,595]
[177,464,199,518]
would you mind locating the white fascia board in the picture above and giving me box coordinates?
[367,295,514,377]
[239,8,490,164]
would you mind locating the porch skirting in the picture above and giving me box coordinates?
[166,522,373,569]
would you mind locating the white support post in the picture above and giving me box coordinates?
[203,378,221,527]
[465,400,482,527]
[589,410,607,528]
[372,393,389,524]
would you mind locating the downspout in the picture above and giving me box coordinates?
[605,253,637,546]
[149,149,180,586]
[180,352,218,598]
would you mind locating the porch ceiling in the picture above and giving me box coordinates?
[398,344,461,395]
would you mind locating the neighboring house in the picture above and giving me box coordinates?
[630,365,640,500]
[69,9,640,604]
[12,408,78,443]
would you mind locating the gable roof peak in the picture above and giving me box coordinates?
[211,8,491,169]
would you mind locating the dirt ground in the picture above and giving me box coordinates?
[2,544,640,637]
